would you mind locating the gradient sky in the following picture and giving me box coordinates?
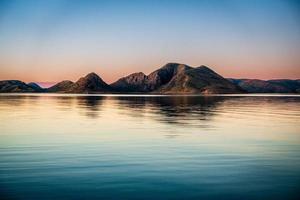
[0,0,299,83]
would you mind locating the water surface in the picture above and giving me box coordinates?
[0,94,299,200]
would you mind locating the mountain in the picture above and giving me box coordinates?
[28,82,44,92]
[1,64,299,94]
[0,80,38,93]
[268,79,300,93]
[228,79,300,93]
[48,73,112,93]
[147,63,193,92]
[110,72,149,92]
[111,63,243,94]
[69,72,112,93]
[111,63,192,92]
[156,65,243,94]
[47,80,74,92]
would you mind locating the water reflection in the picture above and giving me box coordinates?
[0,95,41,108]
[60,96,227,127]
[113,96,225,126]
[0,94,300,200]
[76,96,105,118]
[1,95,300,124]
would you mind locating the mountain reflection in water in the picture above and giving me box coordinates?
[0,94,299,200]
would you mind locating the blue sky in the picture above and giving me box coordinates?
[0,0,299,82]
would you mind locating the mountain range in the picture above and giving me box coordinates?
[1,63,299,94]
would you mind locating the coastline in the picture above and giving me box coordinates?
[1,93,300,97]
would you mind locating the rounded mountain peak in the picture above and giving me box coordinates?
[77,72,107,85]
[72,72,111,93]
[162,62,188,69]
[84,72,101,80]
[161,63,193,73]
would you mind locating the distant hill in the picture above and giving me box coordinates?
[47,72,112,93]
[27,82,44,92]
[111,63,193,92]
[1,63,299,94]
[111,63,243,94]
[0,80,43,93]
[155,65,243,94]
[110,72,149,92]
[228,79,300,93]
[47,80,74,93]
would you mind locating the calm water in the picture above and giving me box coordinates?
[0,94,299,200]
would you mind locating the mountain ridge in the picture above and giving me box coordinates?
[157,65,243,94]
[48,72,113,93]
[111,63,193,92]
[228,78,300,93]
[1,63,299,94]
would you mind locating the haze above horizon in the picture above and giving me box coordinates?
[0,0,299,83]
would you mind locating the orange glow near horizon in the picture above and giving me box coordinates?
[0,59,299,84]
[1,0,299,83]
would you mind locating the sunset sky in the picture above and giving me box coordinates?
[0,0,299,83]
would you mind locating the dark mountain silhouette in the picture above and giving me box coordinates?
[111,63,192,92]
[146,63,193,91]
[47,80,74,92]
[27,82,44,92]
[111,63,242,94]
[268,79,300,93]
[228,79,300,93]
[1,63,299,94]
[110,72,148,92]
[156,65,243,94]
[48,72,112,93]
[0,80,38,93]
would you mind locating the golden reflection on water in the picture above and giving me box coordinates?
[0,95,299,142]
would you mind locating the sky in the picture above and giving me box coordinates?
[0,0,299,84]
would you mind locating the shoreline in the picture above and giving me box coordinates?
[0,93,300,97]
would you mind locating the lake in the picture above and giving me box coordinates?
[0,94,299,200]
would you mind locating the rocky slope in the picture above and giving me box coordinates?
[228,79,300,93]
[156,65,243,94]
[48,73,112,93]
[268,79,300,93]
[27,82,44,92]
[110,72,148,92]
[0,80,40,93]
[111,63,193,92]
[47,80,74,92]
[1,64,299,94]
[111,63,243,94]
